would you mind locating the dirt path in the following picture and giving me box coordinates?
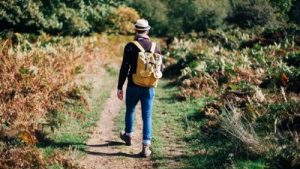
[80,88,153,169]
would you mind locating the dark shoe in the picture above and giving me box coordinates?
[140,144,151,157]
[120,131,132,146]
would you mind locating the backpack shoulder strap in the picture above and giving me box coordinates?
[150,42,156,54]
[132,41,145,52]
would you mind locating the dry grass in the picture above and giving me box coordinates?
[0,33,130,168]
[217,102,267,155]
[1,37,91,143]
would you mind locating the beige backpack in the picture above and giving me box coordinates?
[132,41,163,87]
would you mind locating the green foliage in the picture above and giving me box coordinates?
[109,6,140,35]
[284,51,300,67]
[235,160,267,169]
[193,0,230,30]
[125,0,230,36]
[46,109,63,132]
[1,0,299,36]
[147,81,269,168]
[167,0,200,35]
[262,101,300,169]
[271,0,294,14]
[228,0,277,28]
[289,0,300,24]
[56,3,91,35]
[126,0,169,36]
[162,23,300,168]
[126,0,300,36]
[0,0,46,32]
[167,0,229,35]
[0,0,118,35]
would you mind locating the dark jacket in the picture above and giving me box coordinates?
[117,34,161,90]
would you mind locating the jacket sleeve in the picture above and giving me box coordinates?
[117,43,132,90]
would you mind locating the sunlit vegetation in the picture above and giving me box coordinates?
[162,26,300,168]
[0,0,300,168]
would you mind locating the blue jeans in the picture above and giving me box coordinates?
[125,86,155,145]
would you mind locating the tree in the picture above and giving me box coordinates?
[167,0,229,34]
[126,0,169,36]
[0,0,120,35]
[228,0,277,28]
[270,0,294,14]
[289,0,300,24]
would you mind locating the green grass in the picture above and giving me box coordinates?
[48,164,64,169]
[150,80,212,169]
[150,80,269,169]
[114,79,270,169]
[115,80,210,168]
[235,160,267,169]
[38,68,117,168]
[115,105,125,135]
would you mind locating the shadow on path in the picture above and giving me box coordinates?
[85,151,143,159]
[86,140,124,147]
[85,140,144,158]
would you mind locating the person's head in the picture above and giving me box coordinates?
[134,19,151,35]
[136,29,149,35]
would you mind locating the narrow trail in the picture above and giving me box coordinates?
[80,88,153,169]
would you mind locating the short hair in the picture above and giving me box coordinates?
[136,30,148,34]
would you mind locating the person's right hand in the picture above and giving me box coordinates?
[117,89,123,100]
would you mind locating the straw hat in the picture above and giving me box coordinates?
[134,19,151,31]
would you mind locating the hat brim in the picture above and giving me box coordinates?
[135,26,151,31]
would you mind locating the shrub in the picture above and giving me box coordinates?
[193,0,230,31]
[167,0,230,35]
[289,0,300,24]
[0,147,45,169]
[228,0,277,28]
[0,0,47,33]
[218,104,267,155]
[0,0,119,35]
[109,6,140,35]
[85,4,113,33]
[0,33,110,146]
[0,145,82,169]
[126,0,169,36]
[197,9,223,31]
[57,4,91,35]
[270,0,293,14]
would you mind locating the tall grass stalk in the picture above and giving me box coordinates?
[218,101,267,155]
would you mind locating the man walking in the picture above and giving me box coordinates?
[117,19,161,157]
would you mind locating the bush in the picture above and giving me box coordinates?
[193,0,230,31]
[218,104,267,155]
[0,0,118,35]
[228,0,277,28]
[270,0,293,14]
[85,4,113,33]
[0,33,108,146]
[289,0,300,24]
[57,4,91,35]
[167,0,230,35]
[0,147,45,169]
[0,1,46,33]
[126,0,169,36]
[109,6,140,35]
